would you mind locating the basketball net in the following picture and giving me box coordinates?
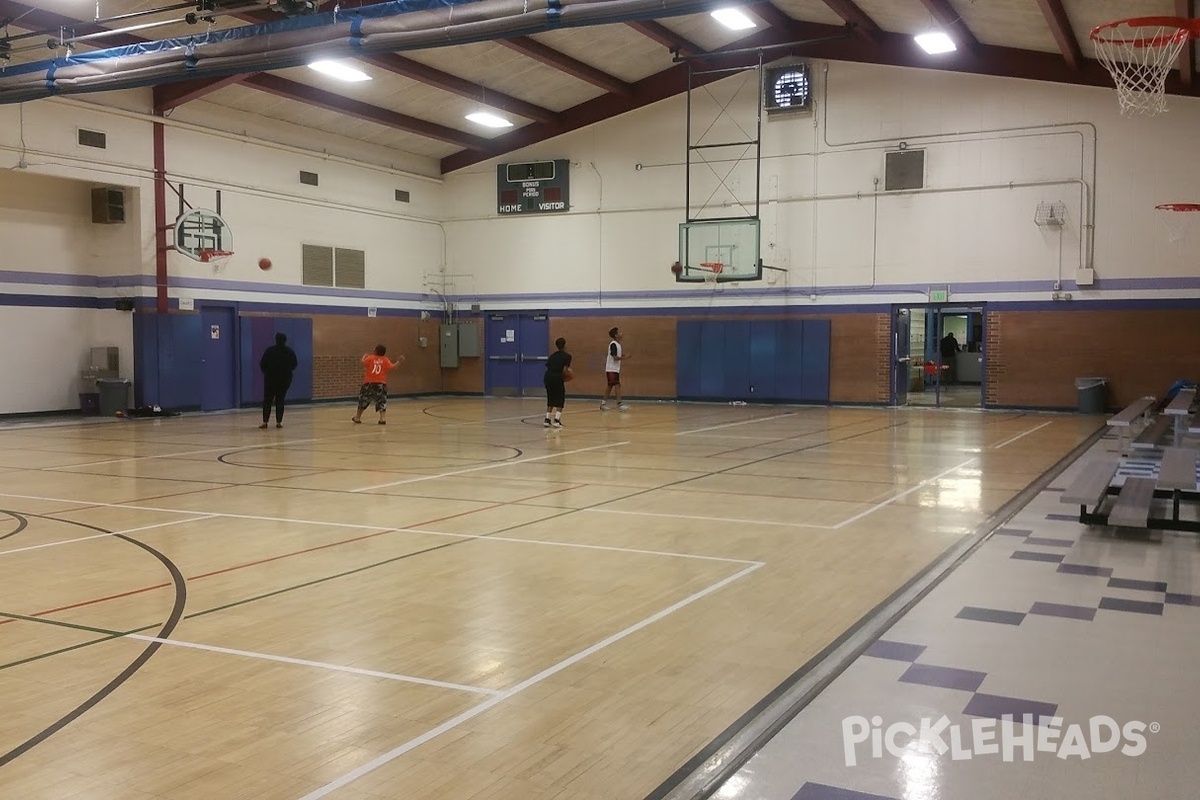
[1091,18,1195,116]
[1155,203,1200,242]
[200,249,234,273]
[700,261,724,286]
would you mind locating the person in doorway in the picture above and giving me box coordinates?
[600,327,630,411]
[939,331,960,385]
[259,332,298,429]
[544,338,573,429]
[352,345,404,425]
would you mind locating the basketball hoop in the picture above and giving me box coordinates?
[199,249,234,272]
[1091,17,1199,116]
[1155,203,1200,242]
[700,261,724,285]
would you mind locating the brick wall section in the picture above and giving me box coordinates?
[987,309,1200,409]
[310,315,444,399]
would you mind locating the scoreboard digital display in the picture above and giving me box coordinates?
[497,159,570,215]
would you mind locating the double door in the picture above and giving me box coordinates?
[484,313,550,396]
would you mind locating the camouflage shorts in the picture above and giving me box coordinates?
[357,382,387,412]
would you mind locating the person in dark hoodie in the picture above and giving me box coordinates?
[259,332,298,429]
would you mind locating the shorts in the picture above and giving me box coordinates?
[357,382,387,412]
[544,377,566,408]
[606,371,621,387]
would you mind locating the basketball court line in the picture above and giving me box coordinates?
[124,635,500,695]
[584,508,839,530]
[351,441,631,492]
[298,561,764,800]
[832,457,978,529]
[675,412,798,436]
[992,420,1054,449]
[47,430,381,469]
[0,514,217,557]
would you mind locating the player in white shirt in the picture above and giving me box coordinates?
[600,326,630,411]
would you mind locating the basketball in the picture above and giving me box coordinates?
[563,370,574,382]
[258,257,272,271]
[670,261,683,276]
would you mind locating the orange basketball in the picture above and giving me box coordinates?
[563,369,574,382]
[258,257,272,271]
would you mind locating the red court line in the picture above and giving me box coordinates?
[10,483,583,623]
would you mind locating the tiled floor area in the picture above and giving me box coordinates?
[712,432,1200,800]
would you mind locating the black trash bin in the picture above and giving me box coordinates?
[1075,377,1107,414]
[96,378,131,417]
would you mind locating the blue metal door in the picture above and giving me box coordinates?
[485,314,521,395]
[748,320,778,401]
[518,314,550,397]
[200,305,237,411]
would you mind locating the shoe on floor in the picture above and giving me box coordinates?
[275,423,283,428]
[544,419,552,427]
[352,418,362,424]
[378,420,386,425]
[552,420,563,428]
[617,403,630,411]
[258,423,268,429]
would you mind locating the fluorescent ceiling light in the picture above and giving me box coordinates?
[466,111,513,128]
[914,31,956,54]
[308,60,372,82]
[711,8,757,31]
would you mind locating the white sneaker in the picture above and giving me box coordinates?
[552,419,563,428]
[617,403,630,411]
[599,402,609,411]
[543,418,552,427]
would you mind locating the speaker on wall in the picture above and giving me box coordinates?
[115,297,135,311]
[92,187,126,224]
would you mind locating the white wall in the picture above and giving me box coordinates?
[0,307,133,414]
[442,59,1200,306]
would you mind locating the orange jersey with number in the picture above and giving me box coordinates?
[362,355,394,384]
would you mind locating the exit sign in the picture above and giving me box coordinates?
[928,288,949,303]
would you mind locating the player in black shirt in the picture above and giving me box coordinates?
[259,332,299,429]
[544,337,573,428]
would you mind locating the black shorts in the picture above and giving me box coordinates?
[544,377,566,407]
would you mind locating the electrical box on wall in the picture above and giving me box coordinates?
[91,187,125,224]
[440,324,459,368]
[885,149,925,191]
[456,323,479,357]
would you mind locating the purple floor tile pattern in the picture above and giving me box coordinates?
[899,663,987,693]
[1010,550,1065,563]
[792,784,899,800]
[955,606,1026,625]
[1028,601,1096,621]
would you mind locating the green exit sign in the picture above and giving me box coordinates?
[928,289,949,303]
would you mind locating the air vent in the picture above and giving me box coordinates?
[334,247,366,289]
[395,189,410,203]
[885,149,925,191]
[299,170,319,186]
[301,244,334,287]
[78,129,107,149]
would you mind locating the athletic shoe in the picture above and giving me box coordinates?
[544,419,552,427]
[258,423,268,429]
[617,403,630,411]
[276,423,283,428]
[552,420,563,428]
[599,402,609,411]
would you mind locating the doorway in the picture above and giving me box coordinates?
[892,305,985,408]
[200,304,238,411]
[483,312,550,396]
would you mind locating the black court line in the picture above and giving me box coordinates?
[0,510,28,542]
[0,513,187,768]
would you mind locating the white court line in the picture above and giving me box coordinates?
[53,430,378,469]
[126,635,499,695]
[298,561,763,800]
[0,514,216,556]
[833,457,978,529]
[449,412,541,426]
[992,421,1053,450]
[0,492,743,564]
[351,442,631,492]
[584,508,836,530]
[676,412,798,436]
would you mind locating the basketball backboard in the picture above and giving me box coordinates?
[175,208,232,262]
[677,219,761,282]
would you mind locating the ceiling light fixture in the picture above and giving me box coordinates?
[308,60,372,82]
[466,111,514,128]
[914,31,956,55]
[711,8,757,31]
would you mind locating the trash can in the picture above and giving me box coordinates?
[1075,377,1107,414]
[96,378,131,417]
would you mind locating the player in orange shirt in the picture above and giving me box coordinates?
[352,344,404,425]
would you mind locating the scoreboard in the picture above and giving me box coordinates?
[497,160,570,215]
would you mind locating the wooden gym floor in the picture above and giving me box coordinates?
[0,399,1100,799]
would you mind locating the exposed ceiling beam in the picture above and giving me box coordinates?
[498,36,634,96]
[0,0,143,46]
[819,0,882,43]
[155,75,253,110]
[1034,0,1082,71]
[245,73,489,150]
[359,53,559,124]
[625,20,703,56]
[917,0,980,52]
[1177,0,1195,87]
[750,2,804,35]
[442,19,1139,173]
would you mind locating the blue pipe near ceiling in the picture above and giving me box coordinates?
[0,0,729,105]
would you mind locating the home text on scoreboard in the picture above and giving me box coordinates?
[497,160,570,215]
